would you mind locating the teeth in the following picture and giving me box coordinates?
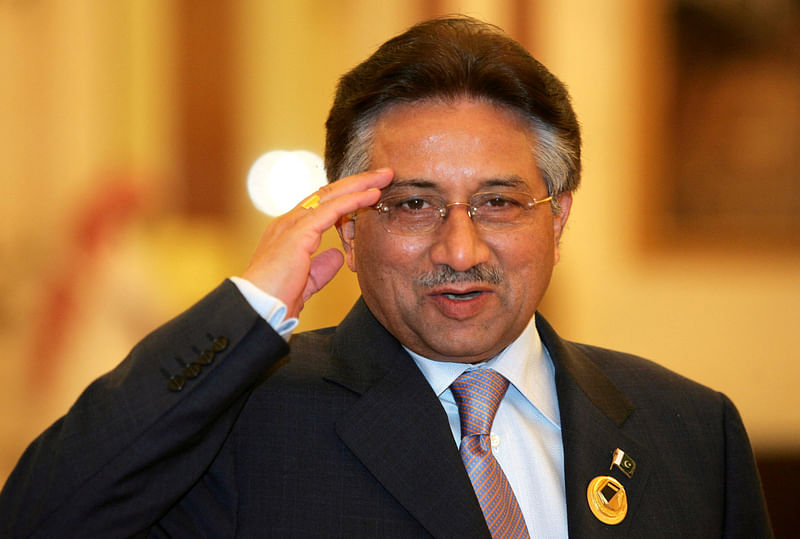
[443,291,482,301]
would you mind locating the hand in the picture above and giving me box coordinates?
[242,168,394,318]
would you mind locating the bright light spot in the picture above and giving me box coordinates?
[247,150,327,216]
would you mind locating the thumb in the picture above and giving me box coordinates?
[303,248,345,302]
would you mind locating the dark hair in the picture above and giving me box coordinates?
[324,15,582,203]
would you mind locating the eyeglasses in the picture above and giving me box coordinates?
[370,191,553,235]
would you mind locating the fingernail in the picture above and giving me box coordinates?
[374,167,392,174]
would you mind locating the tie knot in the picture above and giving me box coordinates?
[450,369,509,436]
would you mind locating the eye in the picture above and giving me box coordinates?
[384,195,439,213]
[475,194,523,210]
[398,197,430,211]
[485,195,514,207]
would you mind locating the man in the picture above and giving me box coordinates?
[1,16,771,538]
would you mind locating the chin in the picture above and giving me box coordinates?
[424,336,505,363]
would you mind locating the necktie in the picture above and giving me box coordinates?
[451,369,530,539]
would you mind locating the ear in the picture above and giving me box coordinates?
[336,214,358,272]
[553,192,573,264]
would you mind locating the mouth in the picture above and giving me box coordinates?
[427,287,493,320]
[440,291,484,301]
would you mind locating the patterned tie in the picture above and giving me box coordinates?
[451,369,530,539]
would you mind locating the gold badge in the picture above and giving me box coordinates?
[587,475,628,525]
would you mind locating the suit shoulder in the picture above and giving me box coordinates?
[568,340,723,404]
[250,326,339,391]
[288,325,336,351]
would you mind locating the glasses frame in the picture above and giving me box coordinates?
[371,191,554,236]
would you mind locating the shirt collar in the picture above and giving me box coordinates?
[406,315,560,428]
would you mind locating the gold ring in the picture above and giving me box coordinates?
[300,194,321,210]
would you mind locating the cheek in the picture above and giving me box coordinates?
[353,223,428,275]
[490,232,554,276]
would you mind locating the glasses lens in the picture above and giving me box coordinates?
[471,192,532,228]
[379,195,442,234]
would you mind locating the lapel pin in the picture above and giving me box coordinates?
[610,448,636,478]
[587,475,628,525]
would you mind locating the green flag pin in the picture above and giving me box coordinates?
[610,448,636,478]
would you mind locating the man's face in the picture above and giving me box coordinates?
[339,98,572,363]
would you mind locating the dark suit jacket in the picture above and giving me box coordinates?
[0,281,772,537]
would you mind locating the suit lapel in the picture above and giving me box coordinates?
[327,299,491,539]
[537,314,655,538]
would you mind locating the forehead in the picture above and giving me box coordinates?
[370,98,544,193]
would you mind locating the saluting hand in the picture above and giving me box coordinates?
[242,168,393,318]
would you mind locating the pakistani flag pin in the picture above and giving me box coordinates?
[610,448,636,478]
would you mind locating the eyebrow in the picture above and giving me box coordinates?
[384,175,531,193]
[384,178,438,191]
[479,175,530,190]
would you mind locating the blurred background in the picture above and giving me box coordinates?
[1,0,798,533]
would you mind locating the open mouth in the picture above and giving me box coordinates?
[428,287,492,319]
[441,291,483,301]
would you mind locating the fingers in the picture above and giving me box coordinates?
[293,168,393,222]
[260,167,393,242]
[313,167,394,206]
[277,168,392,249]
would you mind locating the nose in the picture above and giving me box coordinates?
[429,205,491,272]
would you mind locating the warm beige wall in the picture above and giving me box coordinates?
[1,0,797,487]
[0,0,221,483]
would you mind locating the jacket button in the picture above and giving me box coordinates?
[211,335,229,352]
[175,356,201,379]
[197,350,215,365]
[183,363,202,378]
[167,374,186,392]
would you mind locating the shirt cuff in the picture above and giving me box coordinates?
[229,276,298,341]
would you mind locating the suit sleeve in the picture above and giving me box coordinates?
[720,393,774,538]
[0,280,290,538]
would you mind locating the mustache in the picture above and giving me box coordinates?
[416,265,503,288]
